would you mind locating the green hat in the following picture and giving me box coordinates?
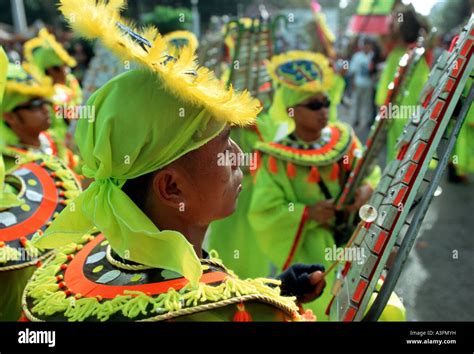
[35,0,261,287]
[24,28,77,72]
[266,51,334,133]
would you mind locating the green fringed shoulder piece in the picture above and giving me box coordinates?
[22,233,311,322]
[255,121,353,167]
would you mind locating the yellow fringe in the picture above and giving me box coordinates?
[25,246,299,321]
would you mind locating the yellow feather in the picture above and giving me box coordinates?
[266,50,334,93]
[57,0,261,126]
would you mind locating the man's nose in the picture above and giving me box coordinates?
[230,138,243,168]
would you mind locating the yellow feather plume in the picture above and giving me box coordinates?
[24,28,77,68]
[266,50,334,93]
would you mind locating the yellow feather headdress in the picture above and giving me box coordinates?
[58,0,261,126]
[5,61,54,99]
[24,28,77,68]
[266,50,334,93]
[163,30,199,54]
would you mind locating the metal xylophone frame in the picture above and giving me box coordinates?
[328,15,474,321]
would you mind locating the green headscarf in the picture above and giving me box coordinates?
[35,69,226,286]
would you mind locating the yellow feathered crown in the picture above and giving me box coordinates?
[58,0,261,126]
[24,28,77,68]
[163,30,199,54]
[5,61,54,98]
[266,51,334,93]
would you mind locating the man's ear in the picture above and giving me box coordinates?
[3,112,18,127]
[151,168,185,209]
[3,112,16,125]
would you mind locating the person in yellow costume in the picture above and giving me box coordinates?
[24,28,83,141]
[249,50,405,321]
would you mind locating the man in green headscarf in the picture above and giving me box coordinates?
[0,62,79,172]
[22,0,328,322]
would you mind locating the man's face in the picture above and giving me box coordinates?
[172,126,244,226]
[293,93,330,133]
[5,98,52,135]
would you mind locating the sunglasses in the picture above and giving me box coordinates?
[13,99,52,112]
[300,98,331,111]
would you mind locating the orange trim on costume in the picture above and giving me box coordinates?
[307,166,320,183]
[286,162,297,179]
[64,234,230,299]
[282,207,309,271]
[268,155,278,174]
[330,163,340,181]
[1,163,58,242]
[268,126,341,156]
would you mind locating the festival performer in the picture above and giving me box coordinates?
[208,50,348,280]
[24,28,83,141]
[248,51,400,321]
[22,0,328,322]
[0,45,82,321]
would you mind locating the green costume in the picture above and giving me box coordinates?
[207,51,342,279]
[375,46,430,162]
[247,51,405,321]
[250,121,380,320]
[23,0,311,322]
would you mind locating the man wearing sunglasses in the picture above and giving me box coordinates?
[247,51,407,321]
[1,63,78,172]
